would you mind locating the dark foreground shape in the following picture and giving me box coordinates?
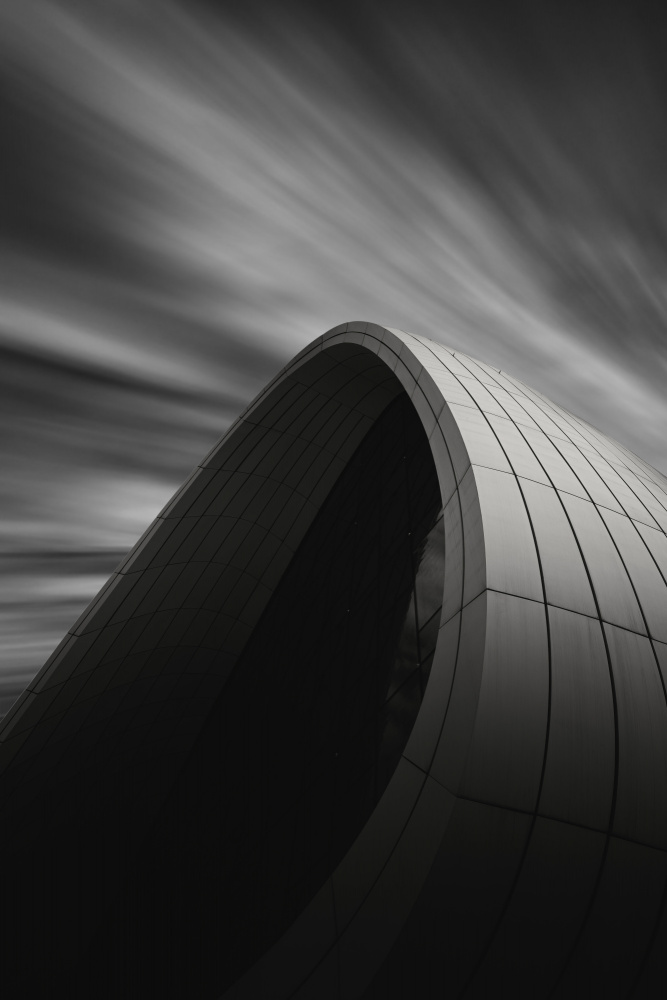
[2,323,667,998]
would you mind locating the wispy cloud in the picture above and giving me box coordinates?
[2,0,667,707]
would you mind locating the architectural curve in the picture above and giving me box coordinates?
[1,322,667,997]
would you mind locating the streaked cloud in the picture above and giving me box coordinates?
[2,0,667,709]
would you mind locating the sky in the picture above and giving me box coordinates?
[2,0,667,714]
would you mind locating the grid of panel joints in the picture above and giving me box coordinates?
[262,324,632,1000]
[412,332,662,816]
[202,328,667,1000]
[390,327,667,997]
[0,338,413,816]
[309,326,665,999]
[213,328,667,996]
[288,326,652,992]
[403,331,667,675]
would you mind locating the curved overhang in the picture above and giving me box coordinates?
[2,321,667,997]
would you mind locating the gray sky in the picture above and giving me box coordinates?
[2,0,667,713]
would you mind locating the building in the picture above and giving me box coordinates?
[1,322,667,997]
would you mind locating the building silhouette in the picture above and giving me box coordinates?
[1,322,667,997]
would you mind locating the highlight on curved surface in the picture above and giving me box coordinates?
[2,322,667,998]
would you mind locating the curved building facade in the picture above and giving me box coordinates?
[2,322,667,997]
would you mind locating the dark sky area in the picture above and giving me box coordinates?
[2,0,667,713]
